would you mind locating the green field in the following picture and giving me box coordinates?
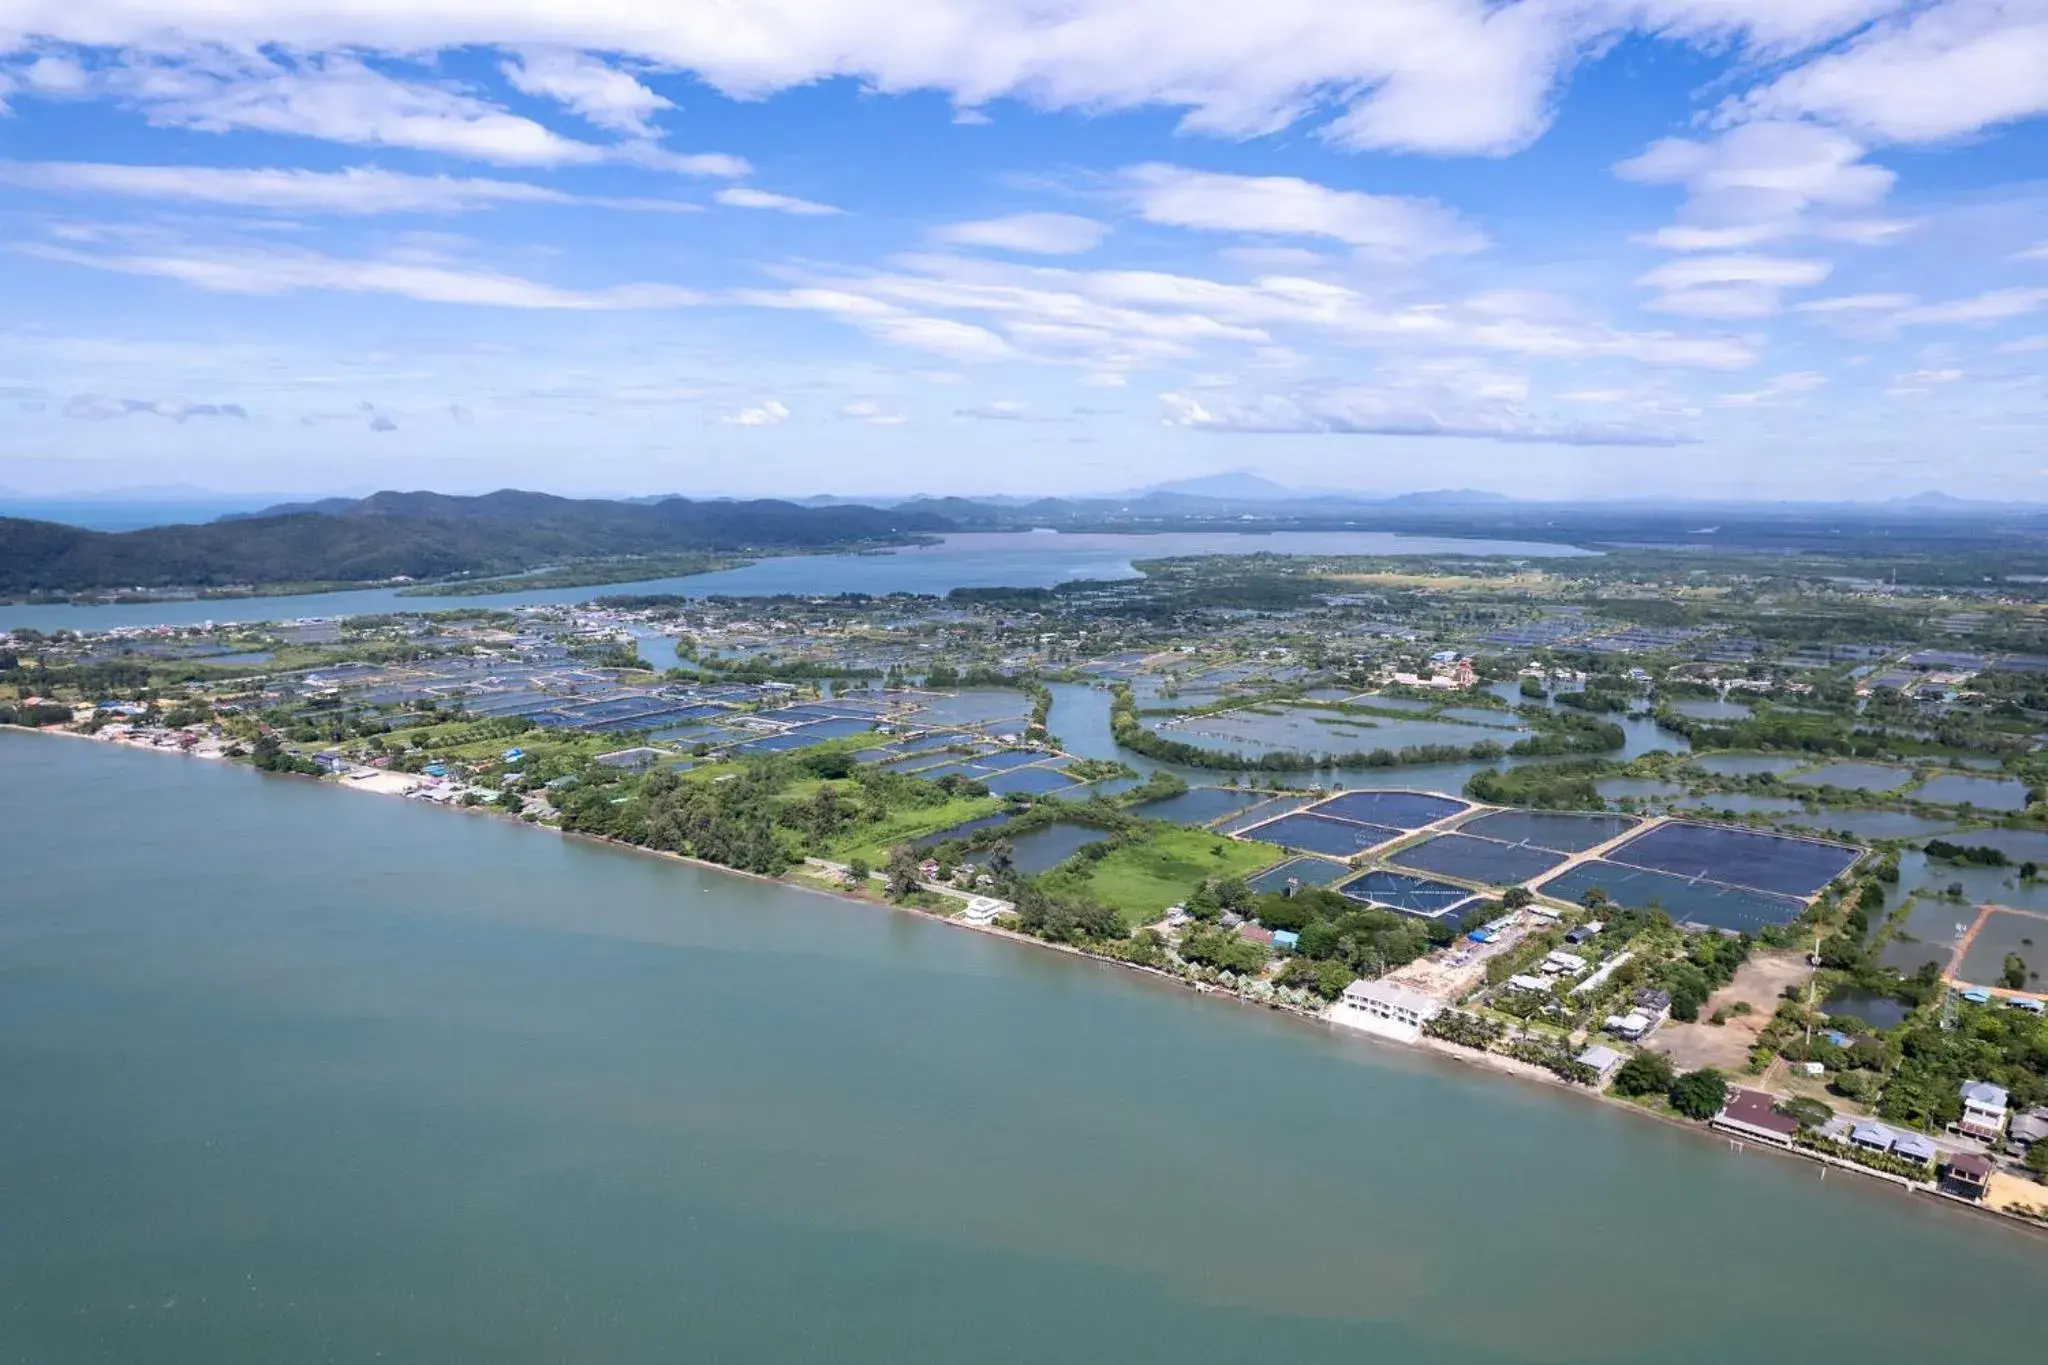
[1049,826,1285,929]
[826,794,1007,867]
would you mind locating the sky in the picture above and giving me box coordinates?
[0,2,2045,503]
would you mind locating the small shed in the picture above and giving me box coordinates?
[1271,929,1300,952]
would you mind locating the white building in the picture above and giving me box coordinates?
[1330,979,1444,1043]
[1957,1080,2009,1142]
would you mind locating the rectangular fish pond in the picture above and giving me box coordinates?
[1456,811,1639,853]
[1240,812,1402,858]
[1389,833,1570,886]
[1302,790,1471,830]
[1537,862,1807,934]
[1336,870,1475,920]
[1603,820,1859,897]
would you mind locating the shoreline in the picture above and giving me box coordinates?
[10,719,2048,1243]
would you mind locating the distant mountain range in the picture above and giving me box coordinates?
[0,490,951,596]
[4,481,2043,598]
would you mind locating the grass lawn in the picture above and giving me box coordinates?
[828,793,1007,867]
[1052,826,1286,929]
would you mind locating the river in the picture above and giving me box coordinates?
[2,729,2041,1363]
[2,529,1594,633]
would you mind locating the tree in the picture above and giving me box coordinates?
[845,856,872,888]
[1501,886,1534,910]
[1611,1050,1677,1098]
[1668,1068,1729,1120]
[2026,1140,2048,1183]
[883,844,922,901]
[1782,1096,1833,1130]
[2005,953,2030,991]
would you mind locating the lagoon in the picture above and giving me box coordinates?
[4,732,2047,1362]
[0,529,1595,633]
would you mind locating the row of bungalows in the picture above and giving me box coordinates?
[1713,1088,1996,1199]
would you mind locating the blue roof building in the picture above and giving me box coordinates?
[1272,929,1300,952]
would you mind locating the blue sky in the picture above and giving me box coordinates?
[0,2,2044,501]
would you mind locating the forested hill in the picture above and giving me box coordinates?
[0,490,955,595]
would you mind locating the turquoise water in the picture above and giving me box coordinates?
[5,731,2046,1362]
[0,530,1594,633]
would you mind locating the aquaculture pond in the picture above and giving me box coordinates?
[1457,811,1639,853]
[1605,822,1859,897]
[1303,790,1471,830]
[1242,812,1401,858]
[1538,862,1807,934]
[909,689,1033,728]
[1782,810,1960,841]
[1785,763,1916,793]
[1690,754,1808,777]
[1389,834,1568,887]
[1131,787,1274,827]
[981,822,1114,875]
[912,814,1015,851]
[984,767,1082,797]
[1213,796,1316,835]
[1956,910,2048,991]
[1915,775,2031,811]
[1246,857,1353,894]
[1675,794,1812,817]
[1149,708,1529,758]
[1667,698,1754,720]
[1597,778,1690,803]
[1338,870,1474,918]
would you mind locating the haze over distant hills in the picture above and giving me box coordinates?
[4,482,2046,600]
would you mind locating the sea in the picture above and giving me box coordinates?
[3,730,2044,1363]
[1,529,1594,634]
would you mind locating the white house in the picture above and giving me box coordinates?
[1957,1080,2009,1142]
[1330,979,1444,1044]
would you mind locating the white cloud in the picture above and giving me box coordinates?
[2016,241,2048,261]
[1713,370,1828,406]
[1636,253,1833,317]
[932,213,1108,255]
[1888,366,1965,393]
[1617,122,1896,252]
[1121,163,1483,257]
[840,399,907,425]
[1795,291,1917,313]
[0,161,699,214]
[955,399,1030,420]
[24,54,89,93]
[714,186,844,216]
[113,52,620,167]
[1735,0,2048,144]
[1080,371,1128,387]
[722,399,790,426]
[1157,388,1695,445]
[20,240,705,309]
[1896,286,2048,325]
[62,392,249,420]
[502,49,671,135]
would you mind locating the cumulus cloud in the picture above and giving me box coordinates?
[1157,389,1695,445]
[932,213,1108,255]
[502,48,672,135]
[1617,121,1899,251]
[1121,164,1483,257]
[840,399,907,425]
[1734,0,2048,144]
[714,186,844,215]
[721,399,790,426]
[0,161,699,214]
